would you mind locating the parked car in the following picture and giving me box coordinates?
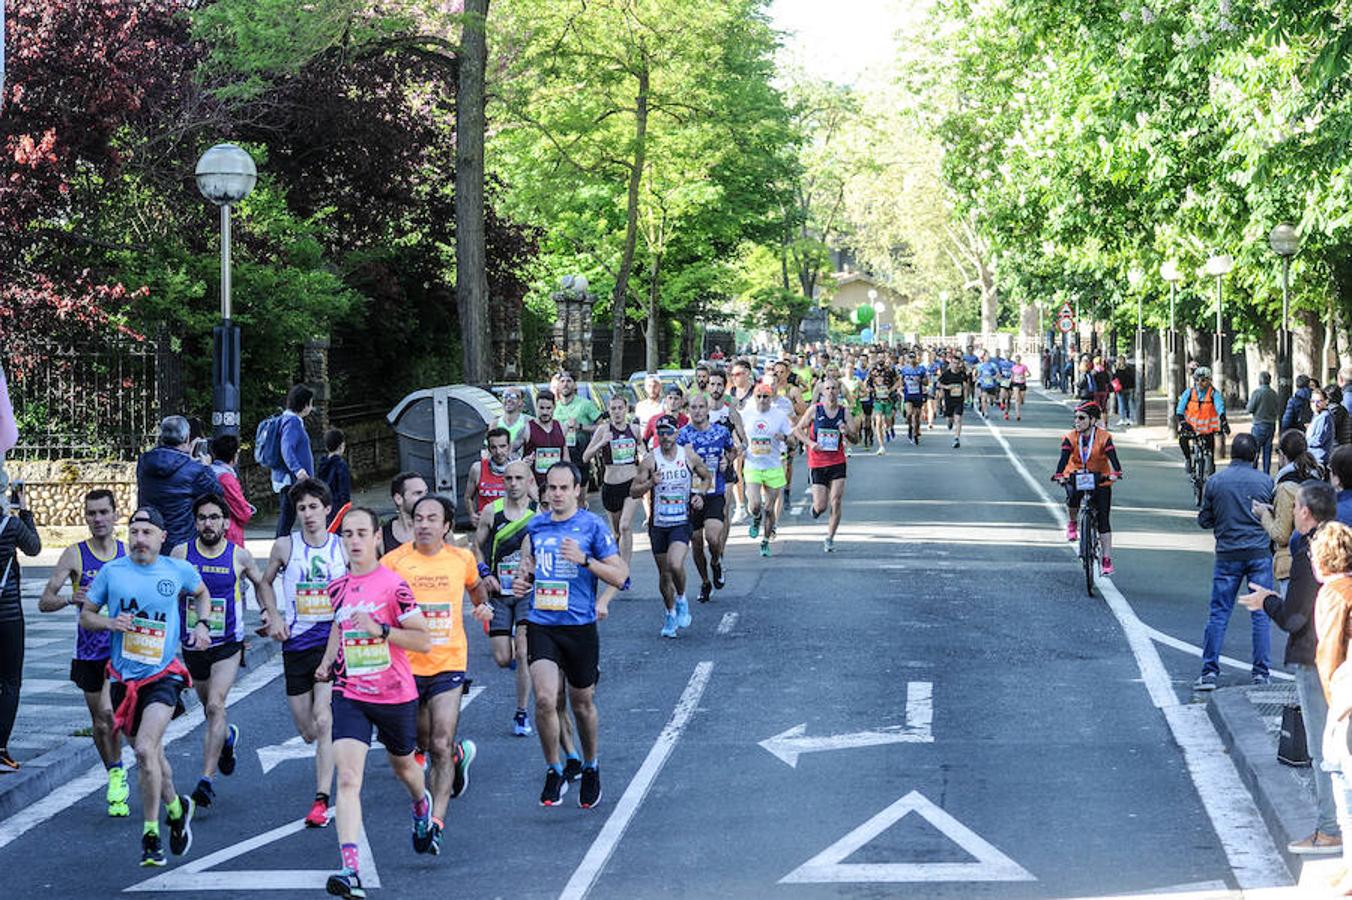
[626,369,695,394]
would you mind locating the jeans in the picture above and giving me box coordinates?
[1331,770,1352,863]
[1115,392,1135,422]
[1201,555,1273,678]
[1294,663,1340,835]
[1250,420,1276,475]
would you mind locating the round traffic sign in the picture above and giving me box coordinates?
[1057,316,1075,333]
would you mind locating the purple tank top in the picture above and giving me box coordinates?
[75,540,126,660]
[182,541,243,645]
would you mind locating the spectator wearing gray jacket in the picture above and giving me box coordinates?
[1246,371,1280,474]
[1194,433,1275,692]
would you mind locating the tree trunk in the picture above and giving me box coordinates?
[456,0,491,383]
[645,252,663,370]
[979,262,998,334]
[610,65,649,379]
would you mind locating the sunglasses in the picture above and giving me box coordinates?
[1074,414,1090,421]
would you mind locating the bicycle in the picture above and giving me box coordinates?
[1055,472,1118,595]
[1179,428,1213,508]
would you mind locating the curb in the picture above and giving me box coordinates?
[0,636,282,824]
[1206,687,1306,881]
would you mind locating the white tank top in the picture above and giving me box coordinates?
[279,531,347,643]
[709,403,731,426]
[652,448,692,528]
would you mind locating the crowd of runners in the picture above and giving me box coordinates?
[25,340,1034,897]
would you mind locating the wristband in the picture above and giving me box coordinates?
[477,562,492,580]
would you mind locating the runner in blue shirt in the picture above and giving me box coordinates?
[898,352,929,445]
[962,349,980,409]
[996,354,1016,418]
[82,506,212,867]
[679,393,739,604]
[513,461,627,809]
[976,351,1001,419]
[924,351,944,431]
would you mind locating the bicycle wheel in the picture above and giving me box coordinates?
[1079,509,1096,595]
[1193,471,1204,507]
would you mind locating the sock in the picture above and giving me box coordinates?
[143,820,159,837]
[584,758,598,771]
[431,816,444,830]
[550,762,564,776]
[107,761,123,773]
[565,751,581,762]
[340,842,360,874]
[413,794,429,817]
[315,792,330,806]
[165,795,183,820]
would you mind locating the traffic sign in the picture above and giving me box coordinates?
[1057,316,1075,333]
[1058,303,1074,319]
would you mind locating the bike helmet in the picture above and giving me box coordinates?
[1194,366,1212,379]
[1075,401,1102,419]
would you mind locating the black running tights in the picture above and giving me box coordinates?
[0,616,23,750]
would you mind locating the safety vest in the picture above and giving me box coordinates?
[1061,426,1114,476]
[1184,387,1220,435]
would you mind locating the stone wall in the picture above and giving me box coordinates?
[7,460,137,527]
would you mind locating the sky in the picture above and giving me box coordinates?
[768,0,917,85]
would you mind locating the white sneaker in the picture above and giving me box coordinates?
[730,506,746,525]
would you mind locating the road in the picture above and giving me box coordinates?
[0,388,1296,898]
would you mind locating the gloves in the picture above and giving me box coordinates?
[1220,415,1230,436]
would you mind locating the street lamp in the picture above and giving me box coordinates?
[1204,251,1233,404]
[1269,223,1300,411]
[195,143,257,438]
[1128,268,1146,426]
[554,274,595,374]
[1160,260,1183,436]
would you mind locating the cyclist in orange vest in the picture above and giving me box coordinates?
[1053,401,1124,574]
[1176,366,1229,475]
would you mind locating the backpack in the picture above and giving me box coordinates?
[254,413,286,470]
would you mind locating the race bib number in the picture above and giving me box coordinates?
[657,491,688,521]
[535,446,562,473]
[342,629,391,677]
[566,427,578,448]
[904,377,921,394]
[750,435,773,456]
[610,437,637,465]
[497,555,520,593]
[999,377,1012,388]
[535,580,570,612]
[186,597,227,637]
[947,383,963,397]
[1075,472,1097,492]
[295,582,334,623]
[420,602,455,646]
[124,616,167,666]
[817,428,840,452]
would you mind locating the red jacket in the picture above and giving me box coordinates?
[212,462,253,546]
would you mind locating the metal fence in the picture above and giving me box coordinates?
[7,336,161,461]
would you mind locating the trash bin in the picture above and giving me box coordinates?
[387,385,504,530]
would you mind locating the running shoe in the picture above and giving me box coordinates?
[0,751,19,773]
[748,516,760,539]
[620,577,632,592]
[1101,557,1114,576]
[107,766,130,818]
[768,526,777,541]
[540,768,568,806]
[874,445,886,456]
[191,778,215,810]
[218,724,240,776]
[412,789,433,854]
[513,709,533,737]
[1193,673,1218,692]
[730,505,746,525]
[1065,522,1077,542]
[952,438,960,449]
[660,611,679,638]
[563,757,583,783]
[711,559,725,589]
[824,537,835,553]
[140,832,166,867]
[947,418,953,430]
[579,765,602,809]
[1004,411,1009,420]
[759,538,771,557]
[698,582,712,604]
[452,739,476,799]
[326,868,366,899]
[428,822,443,856]
[167,794,194,856]
[305,796,330,828]
[811,504,823,520]
[675,596,692,629]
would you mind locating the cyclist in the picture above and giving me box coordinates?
[1176,366,1228,477]
[1053,401,1124,575]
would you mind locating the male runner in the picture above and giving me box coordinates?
[867,354,897,455]
[680,395,737,602]
[996,351,1015,419]
[727,360,757,522]
[263,477,346,827]
[631,415,712,637]
[493,386,531,449]
[39,488,128,816]
[923,351,943,430]
[465,427,513,526]
[383,495,489,855]
[380,472,429,555]
[512,462,628,807]
[743,384,795,557]
[634,375,665,431]
[704,370,746,559]
[172,493,281,810]
[553,370,601,494]
[583,394,643,572]
[938,354,967,448]
[962,346,980,409]
[795,377,858,552]
[692,363,712,399]
[770,362,805,519]
[898,353,929,445]
[317,508,434,898]
[82,506,211,866]
[522,390,568,498]
[976,351,1001,418]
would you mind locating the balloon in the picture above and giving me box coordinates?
[860,327,874,342]
[854,304,875,325]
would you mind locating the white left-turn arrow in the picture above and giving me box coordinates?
[760,681,932,768]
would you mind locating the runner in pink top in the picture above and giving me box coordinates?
[329,564,420,704]
[1010,355,1030,421]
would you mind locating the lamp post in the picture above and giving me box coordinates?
[939,290,950,340]
[1128,268,1146,426]
[553,275,595,375]
[1160,260,1183,436]
[869,290,887,346]
[195,144,257,438]
[1269,223,1300,412]
[1204,251,1234,407]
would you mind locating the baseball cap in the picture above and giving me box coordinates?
[655,414,679,432]
[129,507,166,529]
[753,383,773,396]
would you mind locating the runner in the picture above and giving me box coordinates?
[924,350,942,430]
[379,472,429,556]
[472,461,539,737]
[705,369,747,559]
[975,351,1000,418]
[316,508,434,898]
[493,386,531,450]
[898,352,928,445]
[938,354,967,448]
[1010,354,1029,420]
[742,383,795,557]
[382,495,489,855]
[692,363,712,399]
[464,427,512,526]
[81,506,211,866]
[262,477,346,828]
[726,359,757,523]
[996,351,1015,419]
[962,346,980,409]
[770,362,805,520]
[583,394,643,574]
[867,353,896,455]
[521,390,568,499]
[634,374,665,431]
[630,415,712,637]
[794,377,858,552]
[38,488,128,816]
[512,462,628,807]
[552,370,601,497]
[171,493,281,811]
[642,386,689,448]
[678,394,737,603]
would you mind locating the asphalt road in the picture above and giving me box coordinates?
[0,389,1295,898]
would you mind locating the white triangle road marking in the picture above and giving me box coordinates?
[780,790,1035,884]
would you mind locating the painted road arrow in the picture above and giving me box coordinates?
[760,681,932,767]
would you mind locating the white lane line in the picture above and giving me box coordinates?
[980,417,1290,889]
[558,661,714,900]
[1145,624,1294,682]
[716,612,738,635]
[0,655,284,850]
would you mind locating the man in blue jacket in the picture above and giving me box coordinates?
[271,385,316,537]
[135,416,220,550]
[1282,374,1313,431]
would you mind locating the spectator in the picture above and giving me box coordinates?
[1329,445,1352,526]
[1076,357,1097,401]
[208,434,254,547]
[1193,432,1275,691]
[1246,371,1281,474]
[1241,481,1341,856]
[1339,366,1352,417]
[136,415,220,550]
[1091,357,1111,413]
[1112,356,1136,427]
[1311,520,1352,887]
[0,479,41,771]
[1310,388,1335,465]
[1256,430,1323,595]
[1332,384,1352,447]
[271,384,316,538]
[316,428,351,524]
[1283,374,1314,431]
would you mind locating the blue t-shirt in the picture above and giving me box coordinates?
[997,359,1014,383]
[526,509,620,627]
[977,361,999,389]
[962,354,979,367]
[899,365,927,400]
[678,423,735,495]
[87,555,203,681]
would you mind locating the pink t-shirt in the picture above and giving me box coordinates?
[1011,364,1028,384]
[329,565,420,704]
